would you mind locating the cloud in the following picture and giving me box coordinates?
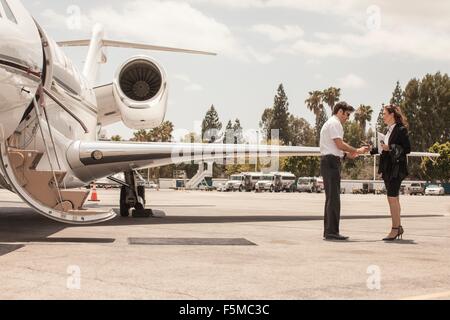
[337,74,366,89]
[277,39,350,58]
[184,83,204,92]
[173,74,204,92]
[251,24,304,42]
[244,46,274,64]
[39,0,271,64]
[187,0,362,16]
[192,0,450,62]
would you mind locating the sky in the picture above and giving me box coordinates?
[23,0,450,141]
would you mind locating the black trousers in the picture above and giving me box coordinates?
[321,155,342,237]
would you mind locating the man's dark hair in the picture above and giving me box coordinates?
[333,102,355,115]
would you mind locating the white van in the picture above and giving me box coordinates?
[297,177,323,193]
[272,172,297,193]
[223,174,245,192]
[243,172,263,192]
[255,174,275,192]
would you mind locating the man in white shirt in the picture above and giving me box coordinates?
[320,102,369,241]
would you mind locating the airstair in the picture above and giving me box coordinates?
[185,161,213,190]
[0,94,115,224]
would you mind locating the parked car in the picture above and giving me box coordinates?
[375,186,387,195]
[409,183,425,195]
[425,184,445,196]
[297,177,321,193]
[272,172,296,193]
[352,183,375,194]
[400,184,407,195]
[223,174,245,192]
[243,172,263,192]
[255,174,274,192]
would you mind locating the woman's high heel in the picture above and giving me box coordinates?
[399,226,404,239]
[383,227,403,241]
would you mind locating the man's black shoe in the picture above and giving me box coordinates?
[324,234,349,241]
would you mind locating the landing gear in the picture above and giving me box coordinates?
[119,171,153,218]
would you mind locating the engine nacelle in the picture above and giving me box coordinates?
[112,56,168,129]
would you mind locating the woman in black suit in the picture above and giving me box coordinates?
[371,105,411,241]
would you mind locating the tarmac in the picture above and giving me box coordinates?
[0,188,449,300]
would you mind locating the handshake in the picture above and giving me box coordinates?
[346,144,371,160]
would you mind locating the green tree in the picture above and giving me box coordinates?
[131,122,174,179]
[315,108,329,146]
[322,87,341,113]
[259,107,273,141]
[201,105,222,143]
[270,84,291,145]
[282,156,320,178]
[305,90,326,145]
[224,120,234,144]
[421,142,450,183]
[390,81,404,106]
[354,104,373,134]
[402,72,450,151]
[111,135,122,141]
[288,115,316,147]
[376,103,388,133]
[149,121,174,142]
[282,116,318,178]
[341,120,373,180]
[131,121,174,143]
[344,120,365,149]
[232,119,244,144]
[132,129,150,142]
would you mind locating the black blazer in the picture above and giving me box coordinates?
[371,124,411,181]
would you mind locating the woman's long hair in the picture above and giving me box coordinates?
[385,104,408,128]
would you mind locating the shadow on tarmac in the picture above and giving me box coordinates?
[0,206,439,256]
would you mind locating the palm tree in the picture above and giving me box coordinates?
[322,87,341,113]
[354,104,373,133]
[132,129,150,142]
[305,91,324,117]
[305,91,326,145]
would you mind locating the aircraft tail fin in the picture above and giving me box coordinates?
[57,24,216,86]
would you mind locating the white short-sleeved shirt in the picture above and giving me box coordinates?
[320,115,344,157]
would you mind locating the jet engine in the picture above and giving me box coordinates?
[112,56,168,129]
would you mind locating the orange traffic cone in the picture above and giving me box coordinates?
[89,183,100,202]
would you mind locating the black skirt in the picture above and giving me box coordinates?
[383,178,403,197]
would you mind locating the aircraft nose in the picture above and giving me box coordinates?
[0,63,41,142]
[0,29,43,141]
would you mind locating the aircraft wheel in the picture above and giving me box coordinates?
[120,186,131,217]
[137,185,146,205]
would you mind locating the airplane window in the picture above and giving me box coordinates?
[0,0,17,23]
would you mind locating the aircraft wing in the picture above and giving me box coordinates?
[407,152,440,158]
[370,152,440,158]
[57,39,217,56]
[66,141,320,183]
[66,141,440,184]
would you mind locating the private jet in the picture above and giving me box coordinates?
[0,1,439,225]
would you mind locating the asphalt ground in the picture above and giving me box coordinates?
[0,189,449,300]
